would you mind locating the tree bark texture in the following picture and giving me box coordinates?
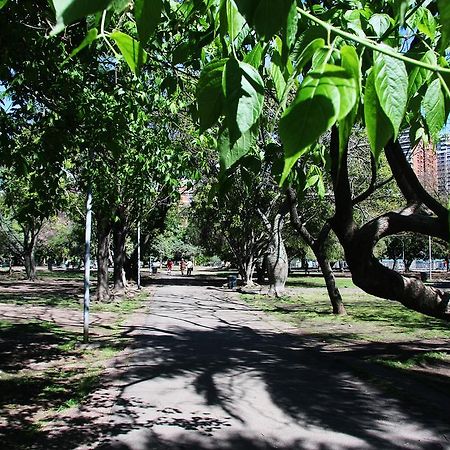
[329,127,450,321]
[112,212,128,291]
[96,217,111,302]
[316,249,346,315]
[23,223,39,281]
[266,213,289,297]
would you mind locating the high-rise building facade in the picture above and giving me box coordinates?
[437,135,450,196]
[399,131,438,194]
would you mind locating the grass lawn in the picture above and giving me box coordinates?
[244,276,450,340]
[0,271,149,449]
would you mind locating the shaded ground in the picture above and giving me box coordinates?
[0,270,449,449]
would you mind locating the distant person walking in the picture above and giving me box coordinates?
[186,260,193,276]
[166,260,174,275]
[180,259,186,276]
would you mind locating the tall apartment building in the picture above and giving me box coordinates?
[437,135,450,196]
[399,130,438,193]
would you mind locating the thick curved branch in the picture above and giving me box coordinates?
[286,187,315,248]
[329,125,356,242]
[385,139,447,219]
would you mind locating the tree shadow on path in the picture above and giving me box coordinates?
[31,315,450,450]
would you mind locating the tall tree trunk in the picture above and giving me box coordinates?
[286,188,346,314]
[112,215,128,291]
[266,214,289,297]
[23,225,38,281]
[24,248,36,280]
[255,256,266,284]
[97,217,111,302]
[315,248,346,315]
[243,257,255,286]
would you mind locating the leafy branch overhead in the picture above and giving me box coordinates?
[52,0,450,179]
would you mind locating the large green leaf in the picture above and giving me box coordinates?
[373,51,408,138]
[364,70,394,161]
[284,0,298,50]
[110,31,148,75]
[368,13,391,38]
[414,7,437,41]
[196,59,228,132]
[244,42,264,68]
[51,0,113,34]
[292,38,325,73]
[438,0,450,52]
[338,46,360,162]
[0,0,9,9]
[422,78,445,142]
[68,28,99,58]
[218,123,258,171]
[407,50,436,99]
[134,0,163,44]
[223,0,245,42]
[223,59,264,142]
[234,0,293,41]
[279,64,357,183]
[269,37,286,102]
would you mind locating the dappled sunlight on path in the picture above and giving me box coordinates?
[36,273,449,450]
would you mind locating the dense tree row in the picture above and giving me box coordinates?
[1,0,450,320]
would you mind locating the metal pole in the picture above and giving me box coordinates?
[137,221,141,289]
[83,189,92,343]
[428,235,432,281]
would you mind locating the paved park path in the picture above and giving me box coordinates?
[49,274,449,450]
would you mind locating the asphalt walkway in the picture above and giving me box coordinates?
[57,274,449,450]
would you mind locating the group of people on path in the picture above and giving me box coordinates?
[166,259,193,276]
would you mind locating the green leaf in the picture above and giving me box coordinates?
[438,0,450,52]
[218,123,258,171]
[196,59,228,132]
[51,0,114,34]
[408,50,437,99]
[244,43,264,68]
[414,7,437,41]
[292,38,325,73]
[422,78,445,142]
[368,14,391,38]
[373,50,408,138]
[223,59,264,142]
[224,0,245,42]
[0,0,9,9]
[341,45,361,95]
[364,70,394,161]
[110,31,148,75]
[68,28,99,58]
[279,64,357,183]
[134,0,163,44]
[284,0,298,50]
[338,46,360,165]
[269,37,287,101]
[234,0,293,41]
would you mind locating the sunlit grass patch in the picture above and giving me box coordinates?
[241,283,450,340]
[372,351,450,370]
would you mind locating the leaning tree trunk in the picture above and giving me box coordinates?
[286,188,346,314]
[112,214,128,292]
[266,214,289,297]
[329,127,450,320]
[315,248,346,315]
[96,217,111,302]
